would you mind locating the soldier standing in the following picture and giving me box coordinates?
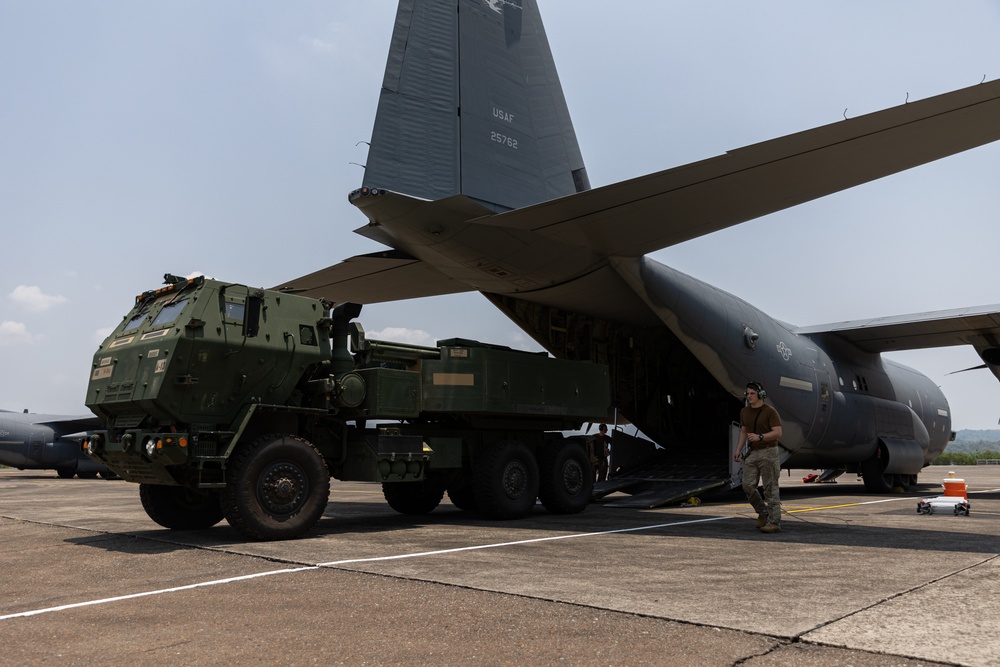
[733,381,783,533]
[594,423,612,482]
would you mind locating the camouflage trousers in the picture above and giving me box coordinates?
[742,446,781,525]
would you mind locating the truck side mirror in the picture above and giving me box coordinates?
[349,321,367,353]
[243,293,263,338]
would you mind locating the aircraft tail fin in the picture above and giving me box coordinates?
[362,0,590,213]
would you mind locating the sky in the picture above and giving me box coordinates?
[2,1,1000,429]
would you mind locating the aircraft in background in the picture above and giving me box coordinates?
[0,409,113,479]
[275,0,1000,504]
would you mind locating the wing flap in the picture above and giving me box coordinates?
[484,78,1000,257]
[272,250,473,303]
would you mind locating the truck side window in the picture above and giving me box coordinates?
[225,301,245,322]
[300,325,316,346]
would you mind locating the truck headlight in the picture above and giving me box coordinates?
[143,436,157,457]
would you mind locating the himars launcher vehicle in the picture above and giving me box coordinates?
[274,0,1000,504]
[84,275,610,540]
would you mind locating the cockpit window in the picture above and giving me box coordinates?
[122,313,146,333]
[151,299,189,327]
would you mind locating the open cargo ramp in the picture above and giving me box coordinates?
[595,461,734,509]
[591,425,743,509]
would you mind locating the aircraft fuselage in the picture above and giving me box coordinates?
[0,412,109,478]
[633,258,949,469]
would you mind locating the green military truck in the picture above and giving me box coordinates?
[84,275,610,540]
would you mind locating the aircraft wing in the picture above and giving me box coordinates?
[794,305,1000,355]
[33,415,101,436]
[273,249,473,303]
[486,78,1000,258]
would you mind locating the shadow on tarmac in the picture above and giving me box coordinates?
[59,485,1000,559]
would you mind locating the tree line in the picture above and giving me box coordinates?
[932,450,1000,465]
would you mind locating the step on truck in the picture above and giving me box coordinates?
[84,274,611,540]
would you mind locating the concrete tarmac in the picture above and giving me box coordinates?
[2,465,998,666]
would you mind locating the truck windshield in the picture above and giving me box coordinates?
[122,313,146,333]
[151,299,189,327]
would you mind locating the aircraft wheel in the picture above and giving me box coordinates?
[383,478,445,515]
[892,474,911,492]
[473,440,539,520]
[222,433,330,541]
[76,471,99,479]
[56,467,74,479]
[860,453,894,493]
[139,484,224,530]
[537,441,593,514]
[447,484,478,511]
[99,470,120,480]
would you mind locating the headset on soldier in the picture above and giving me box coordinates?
[744,380,766,400]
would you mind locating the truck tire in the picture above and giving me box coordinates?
[447,484,477,511]
[139,484,224,530]
[383,479,445,515]
[473,440,539,520]
[222,433,330,541]
[538,442,593,514]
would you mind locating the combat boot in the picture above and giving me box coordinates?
[759,523,781,534]
[755,514,767,529]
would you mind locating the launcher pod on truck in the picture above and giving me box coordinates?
[85,275,611,540]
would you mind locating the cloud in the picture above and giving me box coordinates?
[299,35,335,54]
[257,21,371,85]
[367,327,436,347]
[8,285,68,312]
[0,321,35,345]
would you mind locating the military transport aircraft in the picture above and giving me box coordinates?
[275,0,1000,504]
[0,409,112,478]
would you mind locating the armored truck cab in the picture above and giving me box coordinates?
[85,275,611,540]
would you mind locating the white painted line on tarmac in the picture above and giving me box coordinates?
[316,515,734,567]
[0,493,949,621]
[0,515,728,621]
[0,566,318,621]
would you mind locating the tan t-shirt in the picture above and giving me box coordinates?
[740,403,781,449]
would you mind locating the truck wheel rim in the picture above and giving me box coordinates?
[562,459,584,494]
[257,461,308,517]
[501,460,528,499]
